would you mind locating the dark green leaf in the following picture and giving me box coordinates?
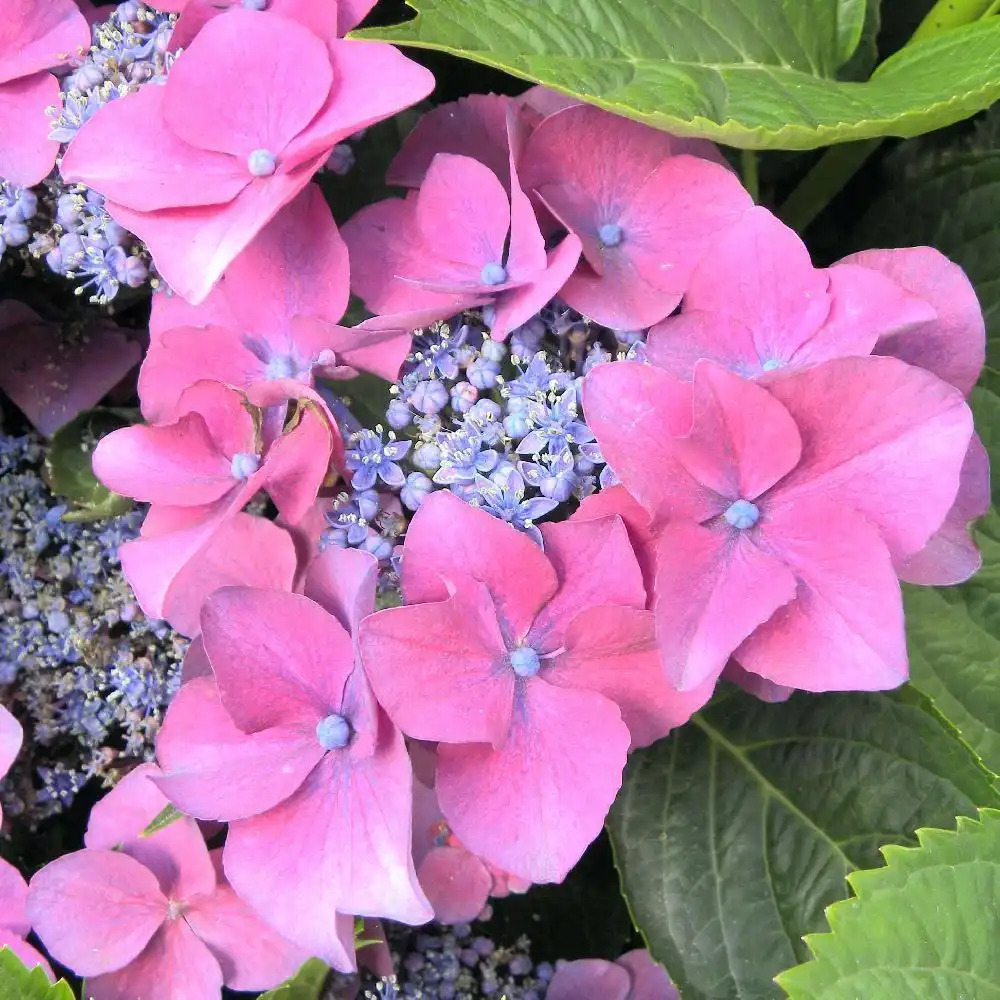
[329,372,395,432]
[0,948,74,1000]
[257,958,330,999]
[608,685,1000,1000]
[836,0,871,65]
[777,808,1000,998]
[356,2,1000,150]
[837,0,881,80]
[140,804,184,838]
[44,408,133,521]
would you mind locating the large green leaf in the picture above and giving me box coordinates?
[607,685,1000,1000]
[356,2,1000,149]
[0,948,73,1000]
[777,808,1000,998]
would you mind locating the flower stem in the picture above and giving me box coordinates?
[740,149,760,202]
[777,0,998,233]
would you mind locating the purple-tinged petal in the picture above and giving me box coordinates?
[303,545,379,635]
[645,311,759,381]
[0,74,61,186]
[617,949,679,1000]
[417,847,493,925]
[0,858,28,937]
[0,0,90,83]
[547,959,631,1000]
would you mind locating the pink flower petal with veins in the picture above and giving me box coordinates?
[0,74,62,186]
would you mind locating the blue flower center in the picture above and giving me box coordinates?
[230,452,260,479]
[598,222,623,247]
[242,0,268,8]
[761,359,784,372]
[265,354,298,380]
[247,149,277,177]
[510,646,541,678]
[723,498,760,530]
[316,713,351,750]
[480,262,507,286]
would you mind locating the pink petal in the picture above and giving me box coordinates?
[0,0,90,82]
[736,495,907,691]
[338,0,378,31]
[489,232,582,340]
[280,39,435,170]
[505,153,547,278]
[575,485,658,596]
[137,324,261,424]
[92,415,233,506]
[841,246,986,395]
[797,263,937,366]
[223,717,431,946]
[85,764,216,901]
[154,677,325,821]
[0,74,60,186]
[201,587,355,731]
[303,545,378,634]
[418,846,493,924]
[160,511,298,637]
[583,361,715,523]
[722,661,793,703]
[84,919,223,1000]
[415,154,511,275]
[103,151,326,305]
[0,705,22,787]
[547,605,713,748]
[1,317,142,436]
[645,311,759,380]
[767,356,974,560]
[28,850,167,977]
[223,184,350,332]
[547,959,632,1000]
[652,520,797,690]
[895,435,990,586]
[291,315,413,381]
[184,876,309,990]
[358,582,514,746]
[149,284,237,341]
[0,933,53,980]
[60,86,250,211]
[531,514,646,651]
[174,378,257,459]
[437,680,630,883]
[400,490,557,638]
[163,9,332,159]
[0,858,29,937]
[180,635,212,684]
[617,949,679,1000]
[388,94,519,191]
[682,207,830,365]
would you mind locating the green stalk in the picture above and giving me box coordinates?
[778,0,999,232]
[740,149,760,202]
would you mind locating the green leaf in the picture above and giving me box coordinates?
[44,408,133,521]
[777,808,1000,998]
[257,958,330,999]
[607,685,1000,1000]
[328,371,395,431]
[140,804,184,838]
[836,0,871,65]
[837,0,881,81]
[0,948,74,1000]
[355,2,1000,150]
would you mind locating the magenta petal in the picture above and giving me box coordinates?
[531,515,646,650]
[617,949,679,1000]
[737,495,908,692]
[84,920,223,1000]
[85,764,216,901]
[0,0,90,82]
[547,959,632,1000]
[92,415,233,506]
[652,520,797,691]
[0,704,22,787]
[895,435,990,586]
[60,86,249,211]
[259,402,332,525]
[184,880,308,991]
[0,74,60,186]
[437,681,630,883]
[400,491,557,636]
[155,677,325,821]
[549,605,713,748]
[842,246,986,395]
[160,512,298,637]
[224,723,431,941]
[646,311,760,380]
[767,356,974,560]
[358,582,514,746]
[417,847,492,924]
[683,207,830,364]
[722,661,793,704]
[181,635,212,684]
[28,850,167,977]
[303,545,378,634]
[163,9,332,158]
[201,587,354,731]
[0,858,29,937]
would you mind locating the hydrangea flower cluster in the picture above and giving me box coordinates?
[0,432,183,823]
[0,6,990,997]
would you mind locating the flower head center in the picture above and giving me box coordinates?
[316,713,351,750]
[723,498,760,530]
[510,645,540,678]
[598,222,623,248]
[230,452,260,479]
[265,354,298,380]
[166,899,187,921]
[761,359,784,372]
[480,261,507,286]
[247,149,277,177]
[242,0,268,8]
